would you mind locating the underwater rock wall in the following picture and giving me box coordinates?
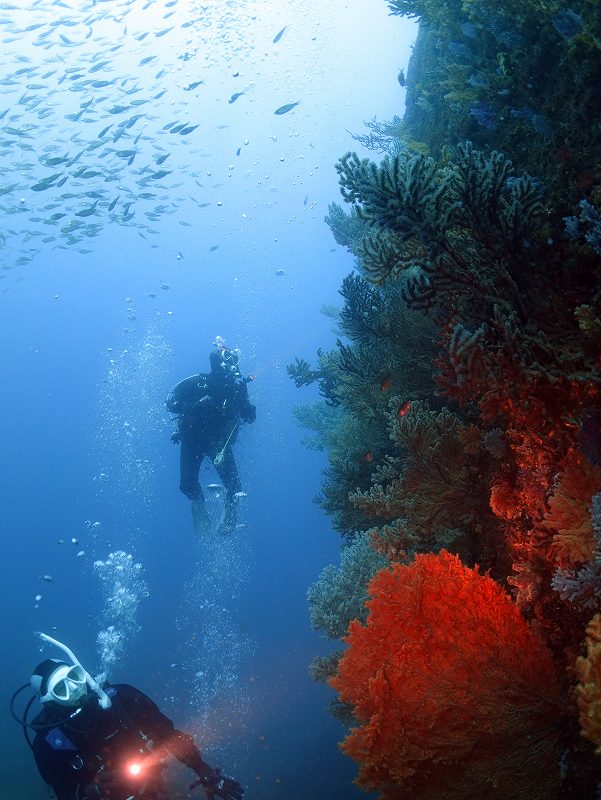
[291,0,601,796]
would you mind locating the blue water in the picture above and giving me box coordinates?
[0,2,416,797]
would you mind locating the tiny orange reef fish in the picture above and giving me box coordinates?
[397,401,411,417]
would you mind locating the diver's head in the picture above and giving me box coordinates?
[31,658,89,707]
[209,345,241,382]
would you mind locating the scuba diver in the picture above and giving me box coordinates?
[166,337,256,535]
[12,632,244,800]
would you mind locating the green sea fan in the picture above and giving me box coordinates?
[307,531,388,640]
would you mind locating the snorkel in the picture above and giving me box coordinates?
[34,631,112,709]
[213,423,238,466]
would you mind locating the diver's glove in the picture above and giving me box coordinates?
[86,765,121,798]
[242,404,256,424]
[190,766,244,800]
[171,431,181,444]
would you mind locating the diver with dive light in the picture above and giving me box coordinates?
[166,337,256,535]
[13,632,244,800]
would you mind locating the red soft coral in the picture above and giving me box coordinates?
[331,551,562,800]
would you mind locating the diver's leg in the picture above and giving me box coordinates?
[215,448,241,531]
[180,439,210,534]
[179,438,203,500]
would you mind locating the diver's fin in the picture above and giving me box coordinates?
[216,521,245,535]
[216,521,233,535]
[215,500,238,535]
[191,497,211,536]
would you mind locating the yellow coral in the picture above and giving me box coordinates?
[576,614,601,753]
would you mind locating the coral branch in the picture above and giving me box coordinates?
[545,452,601,567]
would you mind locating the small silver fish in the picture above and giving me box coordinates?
[274,101,299,115]
[179,124,199,136]
[75,202,98,217]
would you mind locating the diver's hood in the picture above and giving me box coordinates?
[210,348,241,381]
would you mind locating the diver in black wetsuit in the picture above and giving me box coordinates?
[166,338,256,533]
[19,634,243,800]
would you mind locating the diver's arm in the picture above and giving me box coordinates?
[120,686,245,800]
[118,685,212,773]
[237,382,256,424]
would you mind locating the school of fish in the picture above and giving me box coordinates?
[0,0,300,272]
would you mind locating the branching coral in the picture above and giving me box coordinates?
[545,452,601,567]
[286,350,341,407]
[308,650,343,684]
[331,551,562,800]
[368,516,420,562]
[449,142,544,252]
[387,0,462,26]
[550,486,601,609]
[335,142,548,326]
[355,229,424,286]
[317,411,392,534]
[292,401,342,452]
[350,400,497,560]
[325,202,372,254]
[336,150,459,254]
[350,114,406,154]
[483,426,508,459]
[337,275,437,401]
[307,532,388,641]
[552,562,601,610]
[290,274,438,534]
[566,200,601,257]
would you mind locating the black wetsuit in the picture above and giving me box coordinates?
[31,684,209,800]
[166,371,256,526]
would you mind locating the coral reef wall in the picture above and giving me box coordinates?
[291,0,601,797]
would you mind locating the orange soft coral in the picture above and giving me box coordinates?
[489,477,518,520]
[576,613,601,753]
[331,551,562,800]
[545,452,601,567]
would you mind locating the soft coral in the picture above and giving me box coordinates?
[331,551,562,800]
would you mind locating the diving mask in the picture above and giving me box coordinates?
[43,664,88,706]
